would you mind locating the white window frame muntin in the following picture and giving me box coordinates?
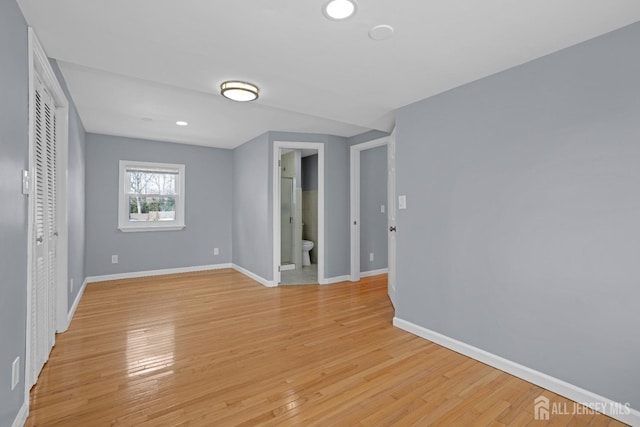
[118,160,186,232]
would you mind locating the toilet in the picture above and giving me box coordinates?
[302,240,314,266]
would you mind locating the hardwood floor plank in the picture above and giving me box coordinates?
[25,270,627,426]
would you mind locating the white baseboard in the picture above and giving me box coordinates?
[393,317,640,426]
[232,264,275,287]
[85,263,233,284]
[12,400,28,427]
[360,268,388,278]
[320,275,351,285]
[62,277,88,331]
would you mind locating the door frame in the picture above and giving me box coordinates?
[272,141,325,285]
[349,135,393,282]
[25,28,69,393]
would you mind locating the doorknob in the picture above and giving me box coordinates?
[389,226,396,232]
[36,236,43,243]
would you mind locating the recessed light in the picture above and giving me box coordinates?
[176,121,188,126]
[323,0,358,21]
[369,24,394,41]
[220,81,259,102]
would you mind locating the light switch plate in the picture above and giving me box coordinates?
[22,170,30,195]
[398,195,407,210]
[11,357,19,390]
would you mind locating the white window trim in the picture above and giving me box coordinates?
[118,160,186,232]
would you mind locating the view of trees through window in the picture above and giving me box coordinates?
[126,169,177,222]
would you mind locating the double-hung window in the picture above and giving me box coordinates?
[118,160,186,232]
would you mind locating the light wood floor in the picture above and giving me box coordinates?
[26,270,625,426]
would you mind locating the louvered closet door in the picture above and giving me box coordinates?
[31,75,57,382]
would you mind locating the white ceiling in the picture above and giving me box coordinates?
[16,0,640,149]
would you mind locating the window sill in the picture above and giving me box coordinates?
[118,224,185,233]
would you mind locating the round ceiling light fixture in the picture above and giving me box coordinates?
[323,0,358,20]
[176,120,188,126]
[220,80,259,102]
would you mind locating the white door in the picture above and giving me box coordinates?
[31,75,58,384]
[387,129,397,307]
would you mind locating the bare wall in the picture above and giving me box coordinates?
[0,1,29,423]
[85,134,232,276]
[396,22,640,408]
[360,145,388,272]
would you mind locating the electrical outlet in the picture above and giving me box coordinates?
[70,278,74,293]
[380,204,385,214]
[369,253,374,262]
[214,248,219,256]
[11,357,19,390]
[111,255,118,264]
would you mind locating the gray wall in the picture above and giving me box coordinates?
[0,1,29,424]
[396,22,640,408]
[50,60,86,309]
[268,132,351,280]
[348,130,390,146]
[232,132,272,280]
[232,130,384,282]
[302,154,318,191]
[85,134,232,276]
[323,134,351,278]
[360,145,388,272]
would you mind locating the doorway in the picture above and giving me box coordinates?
[350,131,397,305]
[273,142,325,285]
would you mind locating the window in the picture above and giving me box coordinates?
[118,160,185,232]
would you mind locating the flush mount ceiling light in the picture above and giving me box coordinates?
[220,81,259,102]
[323,0,358,20]
[176,121,188,126]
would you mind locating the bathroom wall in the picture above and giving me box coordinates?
[268,131,350,280]
[232,132,272,280]
[302,154,318,264]
[234,130,381,282]
[360,146,388,272]
[395,22,640,409]
[85,133,233,276]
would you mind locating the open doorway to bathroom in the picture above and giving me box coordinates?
[273,141,325,285]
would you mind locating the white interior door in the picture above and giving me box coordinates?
[31,76,58,384]
[387,129,397,307]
